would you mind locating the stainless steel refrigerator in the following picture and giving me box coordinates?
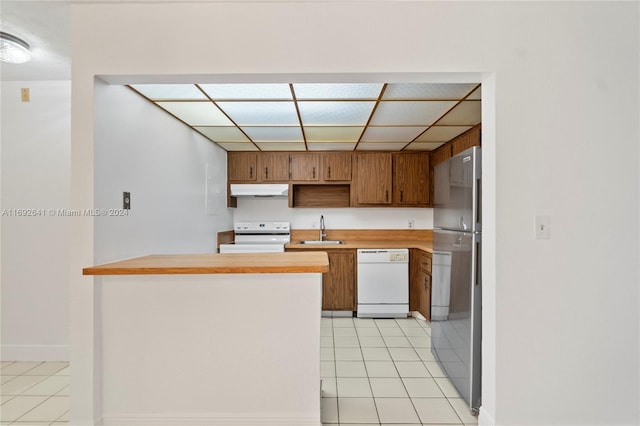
[431,146,481,413]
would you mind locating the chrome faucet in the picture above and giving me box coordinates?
[319,215,327,241]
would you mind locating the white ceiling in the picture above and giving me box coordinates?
[1,2,482,152]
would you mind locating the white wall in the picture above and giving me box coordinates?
[94,80,232,264]
[1,81,71,360]
[70,2,639,425]
[234,198,433,230]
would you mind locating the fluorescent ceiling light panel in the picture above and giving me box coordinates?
[293,83,383,100]
[304,126,364,142]
[437,101,481,125]
[370,101,456,126]
[307,142,357,151]
[404,141,445,151]
[131,84,207,100]
[256,142,306,151]
[415,125,472,142]
[216,142,259,151]
[361,126,427,142]
[242,126,303,142]
[200,84,292,100]
[218,101,299,126]
[298,101,375,125]
[194,126,250,142]
[383,83,478,100]
[356,142,408,151]
[157,101,233,126]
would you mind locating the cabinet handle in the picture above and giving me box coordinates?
[249,166,253,179]
[312,167,316,179]
[424,276,428,290]
[400,190,403,202]
[265,167,269,179]
[328,166,331,179]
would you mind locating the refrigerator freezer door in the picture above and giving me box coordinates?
[431,229,481,411]
[433,147,481,232]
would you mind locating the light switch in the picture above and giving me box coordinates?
[534,215,550,239]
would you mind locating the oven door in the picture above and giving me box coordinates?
[219,243,285,254]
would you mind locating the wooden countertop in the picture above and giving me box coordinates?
[83,252,329,276]
[285,240,433,253]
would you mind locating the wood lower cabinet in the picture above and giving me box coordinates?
[410,249,432,320]
[322,250,356,311]
[355,153,392,205]
[393,152,429,206]
[286,248,356,311]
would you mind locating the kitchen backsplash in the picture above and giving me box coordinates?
[233,197,433,229]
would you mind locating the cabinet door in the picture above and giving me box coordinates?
[228,152,258,182]
[420,273,432,321]
[261,153,290,181]
[323,250,356,311]
[355,153,392,204]
[290,153,320,181]
[409,249,422,311]
[393,152,429,206]
[323,152,352,181]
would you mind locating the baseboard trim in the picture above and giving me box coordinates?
[1,344,69,361]
[478,407,496,426]
[101,414,321,426]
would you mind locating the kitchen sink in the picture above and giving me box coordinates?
[299,240,345,245]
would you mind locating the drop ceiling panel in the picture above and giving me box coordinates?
[256,142,306,151]
[217,101,299,126]
[242,126,303,142]
[194,126,250,143]
[131,84,207,100]
[199,84,292,100]
[298,101,375,125]
[466,86,481,100]
[216,142,259,151]
[293,83,383,100]
[370,101,457,126]
[156,101,233,126]
[382,83,477,100]
[437,100,481,125]
[361,126,427,142]
[357,142,408,151]
[404,142,446,151]
[304,126,364,142]
[307,142,357,151]
[415,125,472,142]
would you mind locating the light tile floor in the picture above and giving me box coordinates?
[0,361,69,425]
[321,316,478,425]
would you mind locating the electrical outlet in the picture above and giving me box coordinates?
[534,215,550,239]
[408,219,414,229]
[123,192,131,210]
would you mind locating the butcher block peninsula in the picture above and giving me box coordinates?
[83,252,329,426]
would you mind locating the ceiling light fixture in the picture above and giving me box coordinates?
[0,32,31,64]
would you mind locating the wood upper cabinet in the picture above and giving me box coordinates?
[393,152,429,206]
[261,153,290,181]
[322,250,356,311]
[409,249,432,321]
[355,153,392,205]
[323,152,352,181]
[290,153,320,181]
[228,152,258,182]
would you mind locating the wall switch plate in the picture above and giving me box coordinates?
[21,88,30,102]
[534,215,550,239]
[408,219,414,229]
[123,192,131,210]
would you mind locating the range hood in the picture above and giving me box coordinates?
[230,184,289,197]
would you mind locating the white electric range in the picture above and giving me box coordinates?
[219,221,291,254]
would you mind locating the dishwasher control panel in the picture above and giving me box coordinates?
[390,252,408,262]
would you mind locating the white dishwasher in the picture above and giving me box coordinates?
[357,249,409,318]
